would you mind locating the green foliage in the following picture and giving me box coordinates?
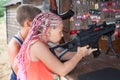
[0,8,4,17]
[0,0,9,17]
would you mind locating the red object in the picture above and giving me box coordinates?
[107,2,113,6]
[114,30,119,37]
[26,60,54,80]
[94,27,100,31]
[70,30,78,35]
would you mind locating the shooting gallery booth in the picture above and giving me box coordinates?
[5,0,120,80]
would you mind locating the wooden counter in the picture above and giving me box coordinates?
[65,37,120,80]
[66,53,120,80]
[99,37,120,55]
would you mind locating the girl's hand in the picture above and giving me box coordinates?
[77,45,97,58]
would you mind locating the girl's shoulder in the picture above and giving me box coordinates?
[30,39,48,47]
[30,38,49,47]
[29,39,49,61]
[30,39,49,55]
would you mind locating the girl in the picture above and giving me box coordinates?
[14,12,96,80]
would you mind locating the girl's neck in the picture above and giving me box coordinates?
[39,35,49,44]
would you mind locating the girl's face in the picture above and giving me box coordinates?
[47,22,63,43]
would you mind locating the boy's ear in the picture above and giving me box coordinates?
[24,19,31,27]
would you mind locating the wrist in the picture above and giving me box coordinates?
[75,52,84,60]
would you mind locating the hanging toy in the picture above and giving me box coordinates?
[74,23,80,27]
[70,17,74,22]
[90,15,101,23]
[89,9,101,15]
[70,13,90,22]
[101,2,117,7]
[100,0,109,2]
[89,9,101,23]
[94,3,99,9]
[102,8,120,13]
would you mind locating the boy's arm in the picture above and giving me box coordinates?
[49,0,58,10]
[7,40,20,74]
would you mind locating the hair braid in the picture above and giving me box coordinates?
[14,12,62,80]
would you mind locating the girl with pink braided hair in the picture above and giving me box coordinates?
[14,12,97,80]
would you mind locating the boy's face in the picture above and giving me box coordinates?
[47,22,63,43]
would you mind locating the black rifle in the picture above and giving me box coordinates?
[50,21,119,59]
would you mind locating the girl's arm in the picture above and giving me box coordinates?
[30,41,96,76]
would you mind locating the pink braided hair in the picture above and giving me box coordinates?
[14,12,62,80]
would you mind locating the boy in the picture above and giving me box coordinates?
[7,4,41,80]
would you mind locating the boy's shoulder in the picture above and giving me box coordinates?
[8,39,19,47]
[8,36,21,49]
